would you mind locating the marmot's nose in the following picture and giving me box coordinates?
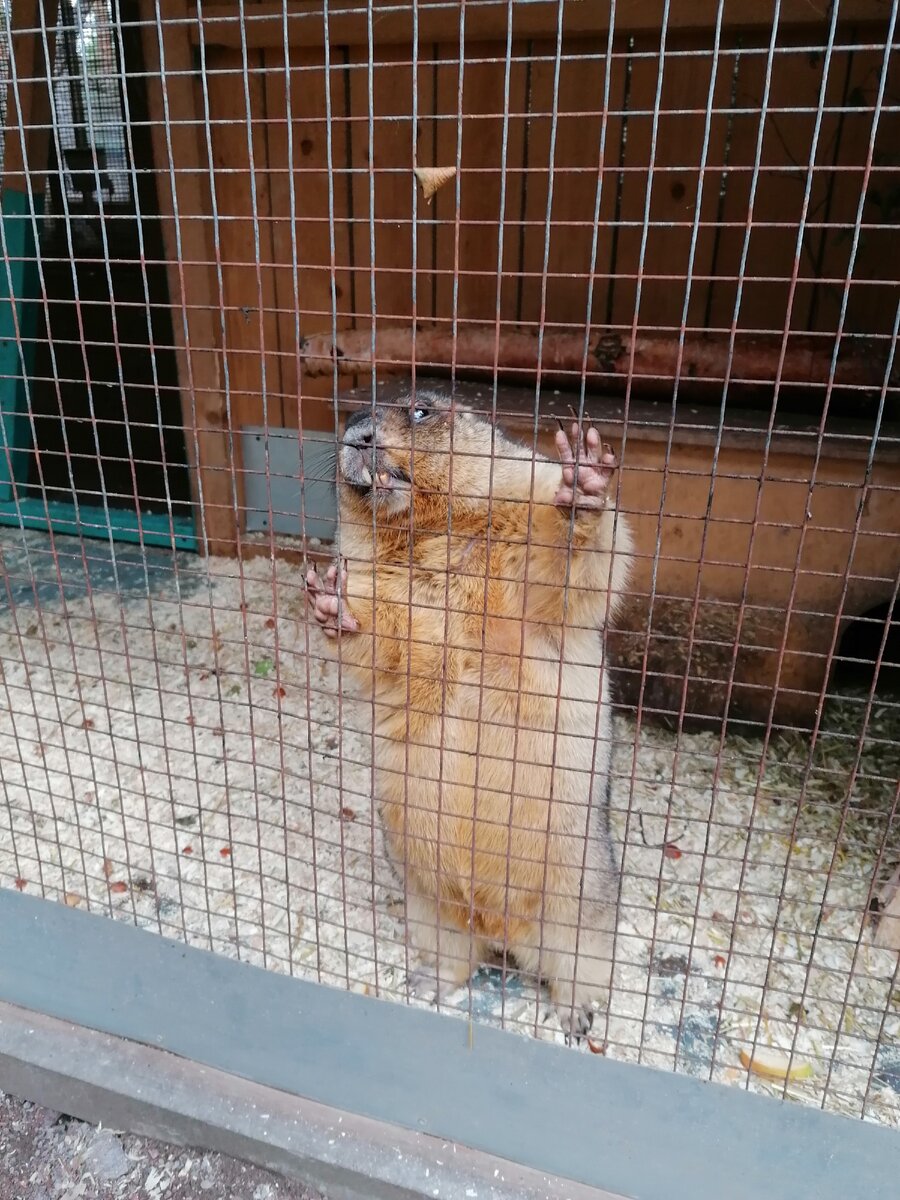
[344,410,375,447]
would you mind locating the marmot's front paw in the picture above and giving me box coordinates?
[305,559,359,638]
[553,421,617,511]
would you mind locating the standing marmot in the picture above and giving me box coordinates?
[307,387,631,1033]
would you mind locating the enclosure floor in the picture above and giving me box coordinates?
[1,531,898,1126]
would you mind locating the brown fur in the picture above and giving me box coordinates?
[313,388,632,1028]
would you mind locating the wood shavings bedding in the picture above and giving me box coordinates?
[0,549,897,1126]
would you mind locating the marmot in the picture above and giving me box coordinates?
[307,387,631,1033]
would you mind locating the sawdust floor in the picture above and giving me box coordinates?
[0,532,898,1127]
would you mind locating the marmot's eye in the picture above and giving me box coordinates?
[412,406,430,423]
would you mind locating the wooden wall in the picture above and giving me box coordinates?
[137,0,898,573]
[179,2,898,436]
[134,2,899,726]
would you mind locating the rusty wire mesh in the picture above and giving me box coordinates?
[0,0,898,1128]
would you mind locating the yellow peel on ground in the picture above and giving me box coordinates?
[740,1046,814,1081]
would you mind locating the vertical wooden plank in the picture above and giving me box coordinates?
[594,32,735,335]
[430,44,460,325]
[139,0,237,555]
[0,1,57,500]
[663,40,741,333]
[346,44,415,339]
[415,45,440,325]
[431,39,530,327]
[634,34,730,332]
[704,31,850,338]
[806,47,899,338]
[601,39,657,331]
[207,48,283,432]
[266,44,354,432]
[750,38,852,336]
[515,36,619,332]
[0,2,56,203]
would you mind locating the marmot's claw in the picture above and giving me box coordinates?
[553,421,616,511]
[407,964,440,1004]
[558,1002,594,1041]
[306,560,358,635]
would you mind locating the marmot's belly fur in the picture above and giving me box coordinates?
[371,617,615,947]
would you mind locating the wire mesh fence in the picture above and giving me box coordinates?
[1,0,899,1133]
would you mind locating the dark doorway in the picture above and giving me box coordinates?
[26,0,192,524]
[833,597,900,696]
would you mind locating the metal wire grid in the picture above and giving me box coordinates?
[0,0,898,1126]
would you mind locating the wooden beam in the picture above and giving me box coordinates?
[138,0,238,556]
[1,1,57,192]
[297,323,894,395]
[191,0,895,51]
[0,2,58,498]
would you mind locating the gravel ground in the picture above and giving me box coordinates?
[0,1091,322,1200]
